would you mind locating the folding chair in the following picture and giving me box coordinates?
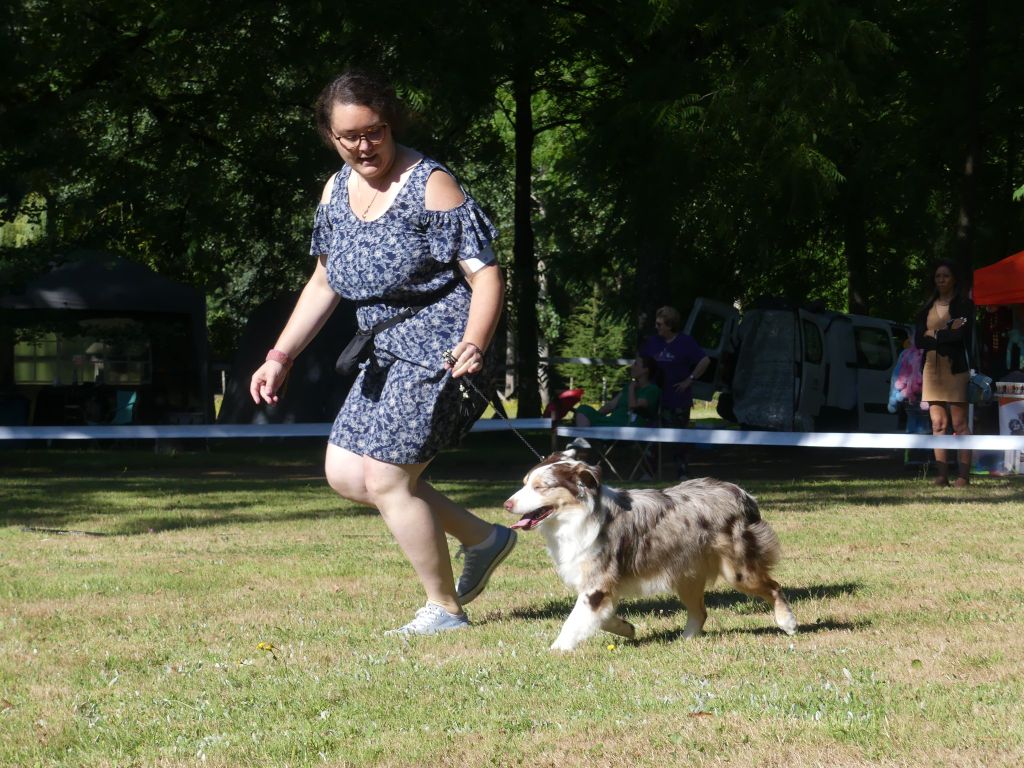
[544,388,584,422]
[586,422,661,482]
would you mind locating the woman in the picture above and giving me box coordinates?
[574,357,661,428]
[638,306,710,479]
[914,259,975,487]
[249,69,516,635]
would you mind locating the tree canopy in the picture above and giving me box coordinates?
[3,0,1023,413]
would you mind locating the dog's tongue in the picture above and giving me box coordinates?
[510,508,552,531]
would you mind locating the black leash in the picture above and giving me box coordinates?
[441,349,545,462]
[365,344,545,462]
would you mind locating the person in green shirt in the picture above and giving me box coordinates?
[574,356,661,428]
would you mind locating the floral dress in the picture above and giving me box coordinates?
[309,157,498,464]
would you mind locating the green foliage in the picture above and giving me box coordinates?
[554,287,633,399]
[3,0,1024,368]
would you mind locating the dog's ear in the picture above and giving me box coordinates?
[575,462,601,493]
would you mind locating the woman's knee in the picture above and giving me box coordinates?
[325,448,371,503]
[363,462,417,504]
[949,405,971,435]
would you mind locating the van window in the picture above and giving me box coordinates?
[802,320,823,364]
[854,327,893,370]
[690,313,726,351]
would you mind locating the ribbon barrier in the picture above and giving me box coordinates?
[2,420,1022,452]
[556,425,1024,452]
[0,418,553,442]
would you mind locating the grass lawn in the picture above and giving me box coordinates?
[1,437,1022,767]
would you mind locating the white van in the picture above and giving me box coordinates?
[685,298,911,432]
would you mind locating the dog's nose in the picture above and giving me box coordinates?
[503,499,515,511]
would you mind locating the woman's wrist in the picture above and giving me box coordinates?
[461,340,484,354]
[266,348,293,369]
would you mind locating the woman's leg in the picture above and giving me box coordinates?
[324,444,373,505]
[362,456,462,616]
[949,401,972,486]
[929,403,950,485]
[417,481,493,546]
[575,405,600,427]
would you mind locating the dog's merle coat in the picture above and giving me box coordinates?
[505,452,798,650]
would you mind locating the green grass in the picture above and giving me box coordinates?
[2,441,1023,767]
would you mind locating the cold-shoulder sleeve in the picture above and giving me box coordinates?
[309,204,331,258]
[422,198,499,268]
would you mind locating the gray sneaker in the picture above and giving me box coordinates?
[456,525,517,604]
[384,602,470,636]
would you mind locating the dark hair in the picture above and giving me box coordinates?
[314,68,404,148]
[637,356,658,379]
[925,258,965,306]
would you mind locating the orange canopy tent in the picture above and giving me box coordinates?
[973,250,1024,306]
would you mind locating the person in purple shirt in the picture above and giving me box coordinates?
[639,306,710,479]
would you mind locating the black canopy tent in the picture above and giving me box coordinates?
[0,252,212,425]
[217,291,358,425]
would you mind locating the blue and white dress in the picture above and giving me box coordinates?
[310,156,499,464]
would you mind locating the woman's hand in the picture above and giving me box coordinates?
[445,340,484,379]
[250,360,289,405]
[950,317,967,330]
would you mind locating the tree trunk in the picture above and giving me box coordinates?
[955,0,987,286]
[843,174,869,315]
[511,56,541,417]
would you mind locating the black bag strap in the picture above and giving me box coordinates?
[363,273,464,334]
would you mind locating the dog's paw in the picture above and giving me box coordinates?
[778,614,798,636]
[549,638,579,652]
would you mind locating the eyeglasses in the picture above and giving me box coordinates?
[334,123,389,149]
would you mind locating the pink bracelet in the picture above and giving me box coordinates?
[266,348,293,369]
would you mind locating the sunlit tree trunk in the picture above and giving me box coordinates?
[956,0,987,286]
[511,53,541,417]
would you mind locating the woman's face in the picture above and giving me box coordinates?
[631,358,647,379]
[934,266,956,295]
[328,102,396,181]
[654,315,673,339]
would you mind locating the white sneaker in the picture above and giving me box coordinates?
[384,602,470,636]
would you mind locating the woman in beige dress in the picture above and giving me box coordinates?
[914,260,975,486]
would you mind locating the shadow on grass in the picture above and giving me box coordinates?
[487,585,864,638]
[3,475,381,535]
[639,616,870,645]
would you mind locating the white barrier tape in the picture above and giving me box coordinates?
[0,418,553,442]
[543,356,634,367]
[557,426,1024,452]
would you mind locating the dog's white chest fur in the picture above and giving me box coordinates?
[538,511,602,593]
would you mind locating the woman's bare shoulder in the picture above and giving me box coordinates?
[424,167,465,212]
[320,172,340,204]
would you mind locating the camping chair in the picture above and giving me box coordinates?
[110,390,137,425]
[593,418,662,482]
[546,389,584,453]
[86,390,137,426]
[544,388,584,422]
